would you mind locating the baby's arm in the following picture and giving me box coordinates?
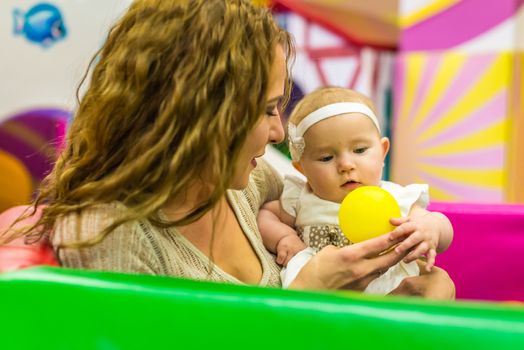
[257,200,306,266]
[388,205,453,271]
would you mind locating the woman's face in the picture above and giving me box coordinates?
[231,45,287,189]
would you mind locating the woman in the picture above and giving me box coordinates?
[5,0,453,297]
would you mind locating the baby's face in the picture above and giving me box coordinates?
[298,113,389,203]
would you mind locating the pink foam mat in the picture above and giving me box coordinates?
[428,201,524,302]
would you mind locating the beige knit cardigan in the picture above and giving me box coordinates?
[52,159,283,287]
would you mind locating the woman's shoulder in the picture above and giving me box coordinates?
[56,202,129,224]
[52,202,136,243]
[51,202,167,274]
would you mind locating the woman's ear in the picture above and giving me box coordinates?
[381,137,390,161]
[292,161,304,175]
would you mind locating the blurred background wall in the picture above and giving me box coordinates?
[0,0,523,209]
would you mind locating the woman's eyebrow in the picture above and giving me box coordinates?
[267,95,283,104]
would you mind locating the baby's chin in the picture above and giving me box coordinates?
[315,193,347,204]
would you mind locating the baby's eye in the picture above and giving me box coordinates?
[319,155,333,162]
[354,147,367,154]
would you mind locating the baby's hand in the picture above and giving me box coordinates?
[388,213,441,271]
[275,234,307,267]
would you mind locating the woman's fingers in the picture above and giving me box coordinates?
[389,221,415,241]
[345,247,409,290]
[371,246,407,271]
[354,232,406,258]
[403,242,429,263]
[416,265,456,300]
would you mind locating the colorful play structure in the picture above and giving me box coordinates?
[1,1,524,348]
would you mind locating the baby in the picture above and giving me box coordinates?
[258,87,453,294]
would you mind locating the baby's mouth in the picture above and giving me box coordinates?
[341,180,360,189]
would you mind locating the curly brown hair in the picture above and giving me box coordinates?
[2,0,294,247]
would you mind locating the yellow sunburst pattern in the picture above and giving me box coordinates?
[391,51,523,203]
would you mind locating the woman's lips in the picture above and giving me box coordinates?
[251,158,257,167]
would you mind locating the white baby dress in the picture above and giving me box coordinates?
[280,176,429,294]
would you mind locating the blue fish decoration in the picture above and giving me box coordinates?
[13,3,67,48]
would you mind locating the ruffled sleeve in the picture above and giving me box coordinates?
[280,175,306,218]
[380,181,429,217]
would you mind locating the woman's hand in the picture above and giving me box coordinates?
[288,233,408,290]
[389,261,455,300]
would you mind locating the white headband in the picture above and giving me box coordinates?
[288,102,381,161]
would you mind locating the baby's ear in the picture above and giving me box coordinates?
[292,161,304,175]
[380,137,390,159]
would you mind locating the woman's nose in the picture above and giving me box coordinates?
[269,113,285,144]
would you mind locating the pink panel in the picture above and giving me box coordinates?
[428,201,524,302]
[401,0,518,51]
[0,205,58,272]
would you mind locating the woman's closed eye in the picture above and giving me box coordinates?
[266,99,283,117]
[266,105,278,117]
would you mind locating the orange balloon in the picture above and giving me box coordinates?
[0,150,33,212]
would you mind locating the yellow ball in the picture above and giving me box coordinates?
[338,186,400,243]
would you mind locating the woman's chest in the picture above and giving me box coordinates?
[178,203,264,284]
[213,213,263,284]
